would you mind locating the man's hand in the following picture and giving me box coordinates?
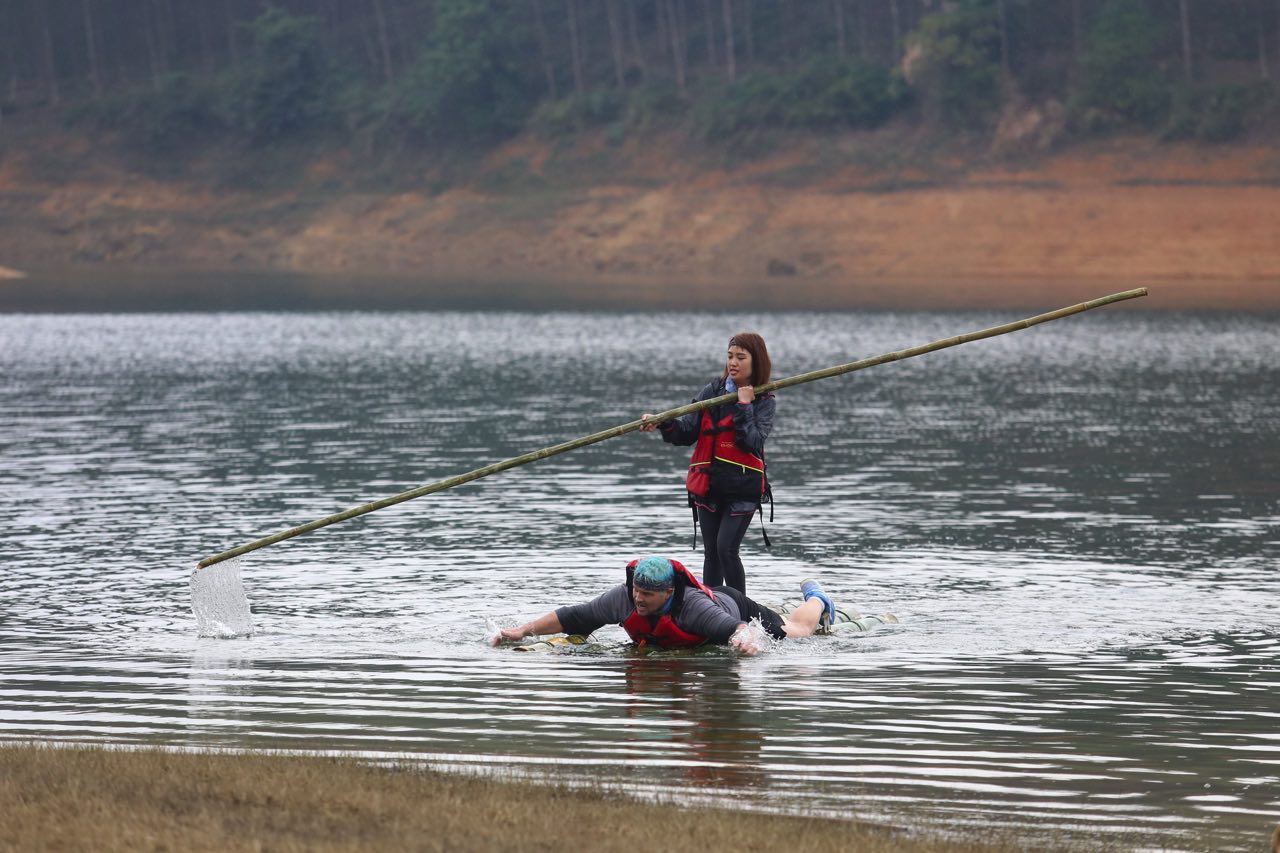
[729,624,761,656]
[490,612,562,647]
[490,625,529,646]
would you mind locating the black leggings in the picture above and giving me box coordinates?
[713,585,787,640]
[697,505,753,594]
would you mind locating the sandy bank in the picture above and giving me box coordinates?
[1,133,1278,311]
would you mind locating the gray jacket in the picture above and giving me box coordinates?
[555,584,744,643]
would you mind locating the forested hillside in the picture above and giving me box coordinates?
[2,2,1278,310]
[4,0,1279,155]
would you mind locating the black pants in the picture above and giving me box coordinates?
[713,585,787,640]
[697,505,753,594]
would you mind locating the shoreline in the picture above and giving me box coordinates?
[0,742,1019,852]
[1,265,1274,312]
[2,131,1279,313]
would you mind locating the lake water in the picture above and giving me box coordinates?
[1,305,1277,851]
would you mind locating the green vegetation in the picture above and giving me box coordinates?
[402,0,540,143]
[908,2,1003,129]
[240,6,339,141]
[1070,0,1169,129]
[5,0,1278,159]
[64,72,233,152]
[698,59,907,139]
[1165,82,1273,142]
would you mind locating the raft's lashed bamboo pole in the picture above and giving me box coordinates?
[197,287,1148,568]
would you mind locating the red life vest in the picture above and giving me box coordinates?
[621,558,716,650]
[685,408,767,499]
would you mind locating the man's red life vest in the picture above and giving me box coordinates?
[685,408,767,499]
[621,558,716,650]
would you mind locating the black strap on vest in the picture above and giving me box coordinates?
[758,481,773,548]
[689,494,699,550]
[758,447,773,548]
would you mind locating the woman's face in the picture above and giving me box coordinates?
[726,345,753,385]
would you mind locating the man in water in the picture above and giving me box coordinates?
[490,555,838,656]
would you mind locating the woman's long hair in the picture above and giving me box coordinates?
[723,332,771,386]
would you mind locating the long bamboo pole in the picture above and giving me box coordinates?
[197,287,1147,568]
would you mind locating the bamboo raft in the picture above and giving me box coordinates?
[776,601,899,635]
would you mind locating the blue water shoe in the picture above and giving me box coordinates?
[800,578,837,629]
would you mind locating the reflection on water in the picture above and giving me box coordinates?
[1,308,1277,851]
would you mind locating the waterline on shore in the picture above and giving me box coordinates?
[0,743,1017,853]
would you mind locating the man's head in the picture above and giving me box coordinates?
[631,555,675,615]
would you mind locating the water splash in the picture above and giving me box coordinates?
[731,617,776,656]
[190,557,253,638]
[483,616,504,647]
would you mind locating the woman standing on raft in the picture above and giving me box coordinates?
[640,332,775,595]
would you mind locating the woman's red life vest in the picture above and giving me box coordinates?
[621,558,716,650]
[685,408,767,499]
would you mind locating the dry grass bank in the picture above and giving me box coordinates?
[0,743,1023,853]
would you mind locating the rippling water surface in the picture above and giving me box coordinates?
[2,307,1277,851]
